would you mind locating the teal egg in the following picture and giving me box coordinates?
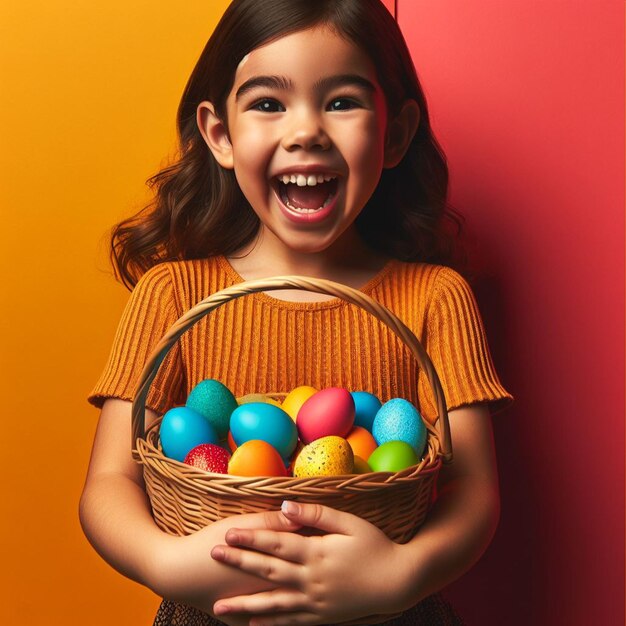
[230,402,298,458]
[186,379,238,439]
[160,406,219,462]
[368,440,419,473]
[351,391,382,432]
[372,398,427,458]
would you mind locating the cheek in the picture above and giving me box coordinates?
[231,127,275,198]
[345,119,387,196]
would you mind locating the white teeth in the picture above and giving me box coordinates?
[277,173,337,187]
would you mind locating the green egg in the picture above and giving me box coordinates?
[367,440,419,473]
[186,379,238,439]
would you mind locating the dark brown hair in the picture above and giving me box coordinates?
[110,0,463,289]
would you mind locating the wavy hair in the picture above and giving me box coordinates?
[110,0,464,289]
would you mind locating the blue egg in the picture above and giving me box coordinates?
[372,398,427,457]
[186,379,238,439]
[159,406,219,462]
[351,391,382,432]
[230,403,298,458]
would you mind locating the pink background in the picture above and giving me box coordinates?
[397,1,624,624]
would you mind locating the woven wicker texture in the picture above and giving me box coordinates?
[131,275,452,541]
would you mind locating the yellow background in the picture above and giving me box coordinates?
[0,1,230,623]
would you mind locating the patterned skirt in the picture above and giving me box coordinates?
[153,594,464,626]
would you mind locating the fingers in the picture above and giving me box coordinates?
[213,589,311,619]
[223,528,309,563]
[235,509,303,532]
[280,501,354,535]
[211,542,304,585]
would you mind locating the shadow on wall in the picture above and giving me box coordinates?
[445,227,539,626]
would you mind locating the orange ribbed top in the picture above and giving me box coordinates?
[88,256,512,424]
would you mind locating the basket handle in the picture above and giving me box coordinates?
[131,275,452,463]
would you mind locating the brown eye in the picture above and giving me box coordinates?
[328,98,359,111]
[252,99,284,113]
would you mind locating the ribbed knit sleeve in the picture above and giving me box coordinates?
[423,267,513,415]
[87,264,184,415]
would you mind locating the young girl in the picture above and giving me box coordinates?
[80,1,512,625]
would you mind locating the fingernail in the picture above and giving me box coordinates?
[226,530,240,544]
[214,603,228,615]
[211,546,225,560]
[281,500,300,515]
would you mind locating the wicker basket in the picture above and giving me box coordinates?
[131,276,452,545]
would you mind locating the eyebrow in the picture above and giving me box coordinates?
[235,73,377,101]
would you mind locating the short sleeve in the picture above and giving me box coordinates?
[87,263,185,415]
[420,267,513,417]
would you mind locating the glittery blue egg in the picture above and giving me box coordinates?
[372,398,426,457]
[186,379,238,439]
[351,391,382,432]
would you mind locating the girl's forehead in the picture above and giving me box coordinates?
[231,26,377,88]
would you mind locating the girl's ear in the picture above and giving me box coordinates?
[197,101,234,169]
[383,99,420,169]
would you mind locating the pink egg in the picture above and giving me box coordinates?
[296,387,355,444]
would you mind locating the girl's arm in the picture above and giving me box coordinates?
[79,399,303,620]
[206,403,500,624]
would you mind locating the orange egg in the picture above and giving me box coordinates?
[228,440,288,477]
[346,426,378,460]
[227,430,237,452]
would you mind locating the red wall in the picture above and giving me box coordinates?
[397,2,624,624]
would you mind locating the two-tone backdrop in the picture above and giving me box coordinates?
[0,1,623,624]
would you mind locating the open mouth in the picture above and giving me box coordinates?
[275,174,339,213]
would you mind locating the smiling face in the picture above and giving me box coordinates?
[198,26,394,259]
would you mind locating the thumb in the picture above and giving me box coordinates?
[280,501,354,534]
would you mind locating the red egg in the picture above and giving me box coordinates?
[184,443,231,473]
[296,387,355,444]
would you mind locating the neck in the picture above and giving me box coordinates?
[225,227,391,302]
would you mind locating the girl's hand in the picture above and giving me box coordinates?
[210,502,413,625]
[150,510,303,623]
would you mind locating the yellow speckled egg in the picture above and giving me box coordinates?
[293,436,354,477]
[281,385,318,421]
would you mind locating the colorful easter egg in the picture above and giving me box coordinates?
[368,440,419,473]
[228,440,289,477]
[186,379,237,439]
[160,406,219,462]
[184,443,230,473]
[353,455,372,474]
[372,398,427,458]
[351,391,382,431]
[293,436,354,477]
[346,426,378,460]
[281,385,318,421]
[296,387,355,444]
[230,402,298,458]
[238,393,282,407]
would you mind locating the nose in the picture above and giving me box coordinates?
[281,109,331,152]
